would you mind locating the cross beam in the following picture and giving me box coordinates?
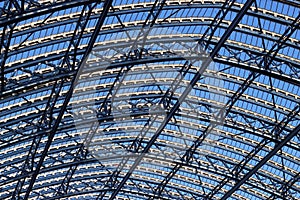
[108,0,255,199]
[22,0,112,199]
[221,123,300,199]
[0,0,98,27]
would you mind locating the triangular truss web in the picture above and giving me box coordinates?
[0,0,299,199]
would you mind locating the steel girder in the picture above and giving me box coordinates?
[0,0,100,27]
[1,0,300,199]
[1,54,298,152]
[0,54,300,198]
[108,1,256,199]
[221,123,300,199]
[21,1,113,199]
[1,3,299,103]
[1,58,298,198]
[2,22,300,101]
[11,2,100,198]
[205,12,300,199]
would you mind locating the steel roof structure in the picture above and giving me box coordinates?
[0,0,300,199]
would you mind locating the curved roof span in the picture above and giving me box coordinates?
[0,0,300,199]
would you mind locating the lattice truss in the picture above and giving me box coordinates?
[0,0,300,199]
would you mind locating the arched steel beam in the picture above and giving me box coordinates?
[0,72,298,155]
[1,40,298,200]
[266,172,300,199]
[0,139,291,199]
[1,108,298,184]
[205,106,300,199]
[8,18,299,61]
[7,0,297,40]
[1,3,298,198]
[11,3,101,198]
[152,11,300,198]
[20,0,113,199]
[3,33,299,99]
[221,123,300,199]
[1,61,298,138]
[0,0,99,27]
[15,172,204,200]
[108,1,255,199]
[1,141,286,199]
[2,29,300,102]
[1,106,298,174]
[6,18,300,73]
[0,143,278,199]
[205,11,300,195]
[3,67,297,133]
